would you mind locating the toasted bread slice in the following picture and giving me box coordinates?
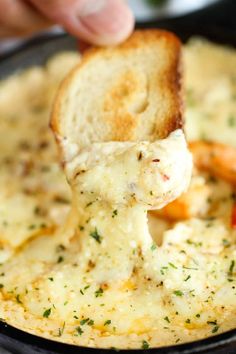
[51,30,183,153]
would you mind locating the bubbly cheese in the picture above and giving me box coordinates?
[0,41,235,350]
[184,38,236,146]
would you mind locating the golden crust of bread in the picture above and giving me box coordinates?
[51,30,183,150]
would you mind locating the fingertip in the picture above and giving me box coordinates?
[79,0,135,46]
[62,0,135,46]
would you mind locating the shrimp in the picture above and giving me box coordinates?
[154,141,236,221]
[152,175,210,221]
[190,141,236,186]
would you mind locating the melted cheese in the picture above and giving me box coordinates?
[0,41,235,350]
[184,38,236,146]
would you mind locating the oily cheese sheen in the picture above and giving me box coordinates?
[0,40,235,350]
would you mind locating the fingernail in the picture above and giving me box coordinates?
[79,0,134,45]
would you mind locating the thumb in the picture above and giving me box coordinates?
[30,0,134,46]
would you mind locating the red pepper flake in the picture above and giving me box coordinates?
[152,159,160,162]
[231,204,236,229]
[163,174,170,181]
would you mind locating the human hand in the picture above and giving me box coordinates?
[0,0,134,45]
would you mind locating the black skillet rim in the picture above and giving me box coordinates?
[0,27,236,353]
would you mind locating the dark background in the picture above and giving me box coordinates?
[140,0,236,33]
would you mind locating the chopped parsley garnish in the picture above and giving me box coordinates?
[90,228,102,244]
[80,318,94,326]
[141,340,150,349]
[48,277,54,282]
[151,243,157,251]
[0,284,3,289]
[87,319,94,326]
[185,318,191,324]
[164,316,170,323]
[28,224,36,230]
[112,210,118,218]
[186,239,202,247]
[95,287,104,298]
[184,275,191,282]
[43,308,51,318]
[57,256,64,263]
[76,326,83,335]
[104,320,111,326]
[168,262,177,269]
[58,322,65,337]
[212,325,219,333]
[80,318,89,325]
[228,260,235,276]
[173,290,183,297]
[183,265,198,271]
[228,115,236,127]
[79,225,84,231]
[86,201,93,208]
[222,239,231,247]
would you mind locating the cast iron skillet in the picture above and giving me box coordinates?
[0,27,236,354]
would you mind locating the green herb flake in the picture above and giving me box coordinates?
[186,239,202,247]
[87,319,94,326]
[112,210,118,218]
[151,243,157,251]
[48,277,54,282]
[173,290,183,297]
[212,325,220,333]
[76,326,83,335]
[95,287,104,298]
[228,115,236,127]
[184,275,191,282]
[104,319,111,326]
[57,256,64,263]
[196,314,201,318]
[28,224,36,230]
[168,262,177,269]
[164,316,170,323]
[58,322,65,337]
[222,239,231,247]
[90,228,102,244]
[80,318,89,326]
[141,340,150,349]
[0,284,4,289]
[185,318,191,324]
[43,308,51,318]
[229,260,235,276]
